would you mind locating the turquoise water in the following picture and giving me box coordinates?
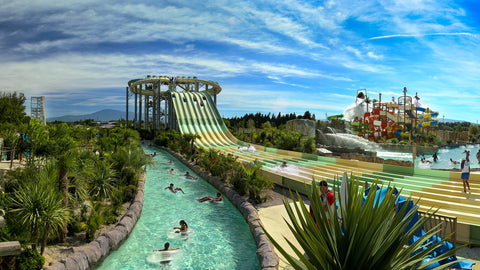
[377,144,480,170]
[95,147,260,270]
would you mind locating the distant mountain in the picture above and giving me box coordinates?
[440,118,466,123]
[47,109,134,122]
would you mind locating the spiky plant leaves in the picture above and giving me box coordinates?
[263,174,462,270]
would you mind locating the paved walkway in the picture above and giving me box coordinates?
[0,159,22,171]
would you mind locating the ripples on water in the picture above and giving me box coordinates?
[377,145,480,170]
[95,147,260,270]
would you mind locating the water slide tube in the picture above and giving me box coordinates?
[417,120,438,128]
[418,112,439,119]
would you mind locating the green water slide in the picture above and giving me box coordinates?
[170,91,238,147]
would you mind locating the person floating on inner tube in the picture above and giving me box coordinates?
[196,193,222,203]
[174,220,188,233]
[157,242,178,252]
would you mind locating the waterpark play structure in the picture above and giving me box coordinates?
[126,76,478,267]
[332,88,439,142]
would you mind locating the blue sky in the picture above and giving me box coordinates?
[1,0,479,122]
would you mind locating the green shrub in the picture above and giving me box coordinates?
[86,202,105,241]
[67,215,85,236]
[154,129,181,147]
[241,160,273,203]
[16,248,45,270]
[229,163,248,195]
[387,138,399,144]
[301,137,316,154]
[274,131,302,150]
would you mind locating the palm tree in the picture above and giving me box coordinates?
[264,175,461,269]
[111,144,152,187]
[55,147,78,242]
[364,96,372,113]
[10,183,69,254]
[86,160,117,202]
[454,124,463,143]
[70,149,98,206]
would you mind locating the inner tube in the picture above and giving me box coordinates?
[210,199,224,204]
[146,249,183,264]
[167,229,193,240]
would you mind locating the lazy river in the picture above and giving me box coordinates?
[95,147,260,269]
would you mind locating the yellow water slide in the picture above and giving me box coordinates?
[170,91,238,148]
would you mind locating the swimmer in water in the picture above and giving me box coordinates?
[196,193,222,203]
[165,183,184,194]
[169,169,175,175]
[183,172,198,180]
[450,158,460,165]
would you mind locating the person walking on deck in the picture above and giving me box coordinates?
[460,158,471,194]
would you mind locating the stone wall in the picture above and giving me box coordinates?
[44,175,146,270]
[163,147,279,270]
[286,119,316,138]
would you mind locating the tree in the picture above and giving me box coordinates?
[0,91,28,125]
[468,125,480,142]
[264,175,460,269]
[303,111,312,120]
[454,124,463,143]
[23,118,49,160]
[86,161,117,202]
[247,119,255,129]
[274,131,302,150]
[50,124,78,242]
[10,182,69,254]
[364,96,372,113]
[111,144,152,187]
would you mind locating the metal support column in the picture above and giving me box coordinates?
[126,87,129,127]
[139,85,143,130]
[134,87,138,129]
[145,95,149,131]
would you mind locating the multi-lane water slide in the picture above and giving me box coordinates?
[128,77,480,245]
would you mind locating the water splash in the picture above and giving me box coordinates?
[323,133,380,150]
